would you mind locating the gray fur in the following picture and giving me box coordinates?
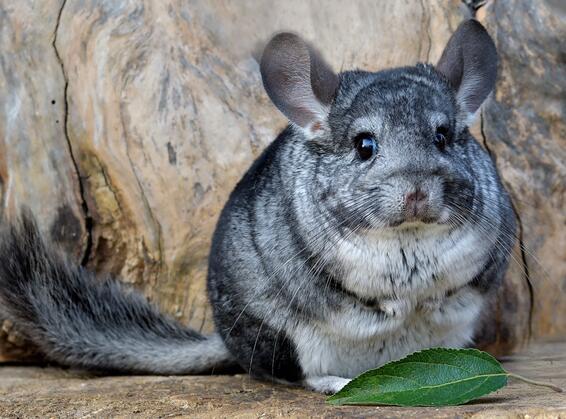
[210,19,515,391]
[0,20,515,394]
[0,213,234,374]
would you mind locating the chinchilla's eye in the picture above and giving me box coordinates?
[434,126,449,150]
[354,133,378,160]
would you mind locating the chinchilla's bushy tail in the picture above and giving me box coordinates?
[0,211,234,374]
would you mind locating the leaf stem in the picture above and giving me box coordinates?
[508,373,563,393]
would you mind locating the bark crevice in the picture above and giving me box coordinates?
[419,0,432,62]
[52,0,93,266]
[480,109,534,340]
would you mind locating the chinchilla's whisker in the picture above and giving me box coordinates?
[446,202,532,282]
[227,194,379,339]
[447,199,552,284]
[268,215,370,375]
[443,205,500,269]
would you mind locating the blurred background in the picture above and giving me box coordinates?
[0,0,564,363]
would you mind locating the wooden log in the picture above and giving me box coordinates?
[1,0,562,362]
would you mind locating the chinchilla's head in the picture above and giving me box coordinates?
[260,20,498,230]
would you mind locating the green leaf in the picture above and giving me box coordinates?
[327,348,508,406]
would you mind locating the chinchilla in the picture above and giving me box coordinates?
[0,19,516,394]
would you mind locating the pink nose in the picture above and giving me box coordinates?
[404,189,428,216]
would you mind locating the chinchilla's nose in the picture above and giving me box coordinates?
[403,188,428,217]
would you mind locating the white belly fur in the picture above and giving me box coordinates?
[292,224,489,378]
[292,288,484,378]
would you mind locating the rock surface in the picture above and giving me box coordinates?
[0,340,564,418]
[0,0,563,361]
[480,0,566,340]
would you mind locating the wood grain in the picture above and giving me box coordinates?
[0,340,564,417]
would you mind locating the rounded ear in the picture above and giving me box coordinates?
[436,20,498,122]
[260,33,339,130]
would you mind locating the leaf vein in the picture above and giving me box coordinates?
[364,373,507,394]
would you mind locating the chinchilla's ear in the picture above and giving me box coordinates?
[436,20,497,125]
[260,32,339,133]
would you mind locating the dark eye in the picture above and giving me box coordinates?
[354,133,378,160]
[434,126,449,150]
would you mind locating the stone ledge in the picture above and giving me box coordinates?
[0,340,564,418]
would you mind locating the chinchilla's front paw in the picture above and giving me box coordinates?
[305,376,351,394]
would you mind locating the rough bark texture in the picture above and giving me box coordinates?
[0,0,563,361]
